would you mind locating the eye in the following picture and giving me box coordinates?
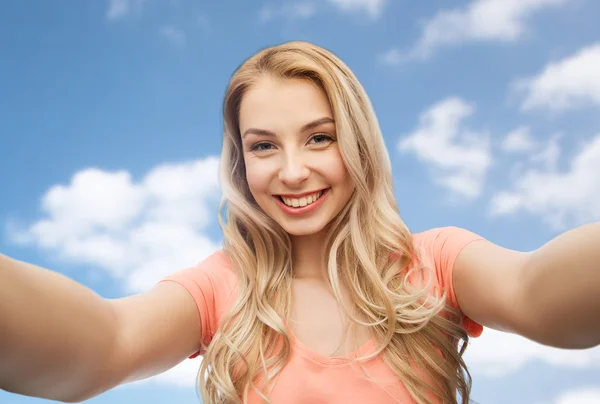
[309,133,334,144]
[249,142,275,152]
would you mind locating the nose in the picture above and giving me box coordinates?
[278,152,310,186]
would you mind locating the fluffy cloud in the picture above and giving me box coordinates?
[501,126,537,153]
[383,0,571,63]
[397,97,492,199]
[554,387,600,404]
[106,0,145,20]
[117,354,203,389]
[517,43,600,111]
[490,134,600,228]
[379,49,403,66]
[7,157,222,292]
[326,0,385,18]
[107,0,128,20]
[260,0,385,23]
[465,328,600,377]
[5,158,224,388]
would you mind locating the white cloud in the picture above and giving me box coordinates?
[379,48,403,66]
[398,97,492,199]
[5,157,224,388]
[116,354,203,389]
[555,387,600,404]
[489,134,600,227]
[159,25,187,47]
[260,0,384,23]
[465,328,600,377]
[326,0,385,18]
[518,43,600,111]
[501,126,537,152]
[529,134,561,170]
[106,0,145,20]
[258,5,276,23]
[7,157,222,292]
[107,0,129,20]
[405,0,570,60]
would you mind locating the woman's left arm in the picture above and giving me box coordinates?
[453,222,600,349]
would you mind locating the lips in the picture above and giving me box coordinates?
[274,188,329,199]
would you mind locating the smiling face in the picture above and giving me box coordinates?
[238,75,354,237]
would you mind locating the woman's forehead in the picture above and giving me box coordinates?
[239,77,333,132]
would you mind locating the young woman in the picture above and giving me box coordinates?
[1,41,599,404]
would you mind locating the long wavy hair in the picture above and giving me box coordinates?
[198,41,472,404]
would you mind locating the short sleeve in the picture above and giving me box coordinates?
[414,226,485,338]
[158,250,238,358]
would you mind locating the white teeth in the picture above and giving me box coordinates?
[281,190,323,207]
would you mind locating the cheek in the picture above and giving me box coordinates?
[244,160,272,197]
[330,165,348,185]
[321,152,349,185]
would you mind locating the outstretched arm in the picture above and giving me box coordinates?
[520,222,600,348]
[0,253,119,402]
[453,222,600,349]
[0,253,202,402]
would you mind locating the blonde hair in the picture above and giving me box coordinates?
[198,41,472,403]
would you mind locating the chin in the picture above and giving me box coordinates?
[284,228,322,237]
[278,221,328,237]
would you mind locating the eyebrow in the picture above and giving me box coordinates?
[241,117,335,139]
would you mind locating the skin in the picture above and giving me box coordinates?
[239,75,354,280]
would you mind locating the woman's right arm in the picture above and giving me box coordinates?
[0,253,202,403]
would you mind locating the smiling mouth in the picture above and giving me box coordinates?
[276,188,328,208]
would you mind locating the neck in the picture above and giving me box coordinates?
[290,230,330,280]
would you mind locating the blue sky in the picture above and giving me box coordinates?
[1,0,600,403]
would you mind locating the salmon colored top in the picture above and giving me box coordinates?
[159,226,484,403]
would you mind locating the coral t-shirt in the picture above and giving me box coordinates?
[159,226,484,403]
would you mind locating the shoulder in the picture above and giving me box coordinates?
[160,250,239,352]
[409,228,483,295]
[410,226,486,337]
[197,249,238,283]
[156,250,239,357]
[412,226,484,266]
[161,249,239,314]
[168,250,238,285]
[412,226,483,250]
